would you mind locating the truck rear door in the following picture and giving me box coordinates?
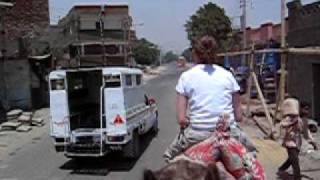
[49,72,70,138]
[103,74,127,136]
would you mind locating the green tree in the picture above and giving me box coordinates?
[185,2,232,51]
[133,38,160,65]
[163,51,179,63]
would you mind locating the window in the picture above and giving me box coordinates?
[125,75,132,86]
[51,79,65,90]
[105,45,120,55]
[136,75,142,85]
[105,75,121,88]
[84,44,102,55]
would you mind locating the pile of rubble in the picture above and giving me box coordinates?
[0,109,45,132]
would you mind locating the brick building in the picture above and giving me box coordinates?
[0,0,50,110]
[286,0,320,122]
[245,21,288,47]
[228,21,288,70]
[237,20,288,48]
[3,0,49,40]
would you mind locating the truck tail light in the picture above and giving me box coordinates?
[114,115,124,125]
[148,98,156,104]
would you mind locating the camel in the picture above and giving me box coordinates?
[143,159,220,180]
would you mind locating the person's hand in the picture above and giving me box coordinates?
[178,118,189,129]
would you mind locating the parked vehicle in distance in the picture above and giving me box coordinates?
[49,67,158,158]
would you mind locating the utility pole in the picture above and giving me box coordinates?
[240,0,247,65]
[99,5,106,66]
[279,0,287,105]
[281,0,286,49]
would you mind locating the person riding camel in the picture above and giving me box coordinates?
[163,35,256,162]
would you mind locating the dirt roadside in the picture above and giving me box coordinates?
[0,108,50,161]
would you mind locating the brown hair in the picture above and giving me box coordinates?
[192,35,218,64]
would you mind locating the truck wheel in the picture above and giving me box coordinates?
[123,131,140,159]
[152,112,159,134]
[55,146,65,152]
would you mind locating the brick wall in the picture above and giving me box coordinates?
[3,0,49,40]
[287,0,320,47]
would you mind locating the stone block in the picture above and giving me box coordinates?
[16,125,32,132]
[0,121,22,130]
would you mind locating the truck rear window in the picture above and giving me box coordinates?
[105,75,121,88]
[51,79,65,90]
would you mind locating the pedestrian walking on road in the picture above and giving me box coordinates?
[163,35,256,162]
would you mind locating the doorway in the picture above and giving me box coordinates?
[313,64,320,123]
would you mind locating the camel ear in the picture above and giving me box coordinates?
[205,163,220,180]
[144,169,157,180]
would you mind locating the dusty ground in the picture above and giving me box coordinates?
[0,108,50,161]
[241,102,320,180]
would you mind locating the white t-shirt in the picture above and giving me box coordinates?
[176,64,240,131]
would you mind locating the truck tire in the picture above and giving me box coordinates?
[55,146,65,152]
[123,131,140,159]
[152,112,159,134]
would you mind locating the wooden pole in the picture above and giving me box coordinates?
[246,47,254,117]
[218,48,320,58]
[277,0,287,119]
[289,48,320,55]
[252,71,275,138]
[241,0,247,66]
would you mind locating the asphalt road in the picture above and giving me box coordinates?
[0,64,182,180]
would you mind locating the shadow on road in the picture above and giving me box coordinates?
[59,130,157,176]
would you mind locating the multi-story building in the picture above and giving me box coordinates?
[53,3,136,67]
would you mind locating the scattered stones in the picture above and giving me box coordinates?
[22,112,33,116]
[0,110,45,135]
[31,118,45,126]
[0,122,22,131]
[6,109,23,121]
[16,125,32,132]
[308,119,318,133]
[17,114,32,125]
[310,152,320,161]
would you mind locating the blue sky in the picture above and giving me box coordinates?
[49,0,317,53]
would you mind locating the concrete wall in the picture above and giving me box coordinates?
[287,55,320,119]
[287,0,320,121]
[0,59,32,110]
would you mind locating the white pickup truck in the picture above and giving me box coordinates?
[49,67,158,158]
